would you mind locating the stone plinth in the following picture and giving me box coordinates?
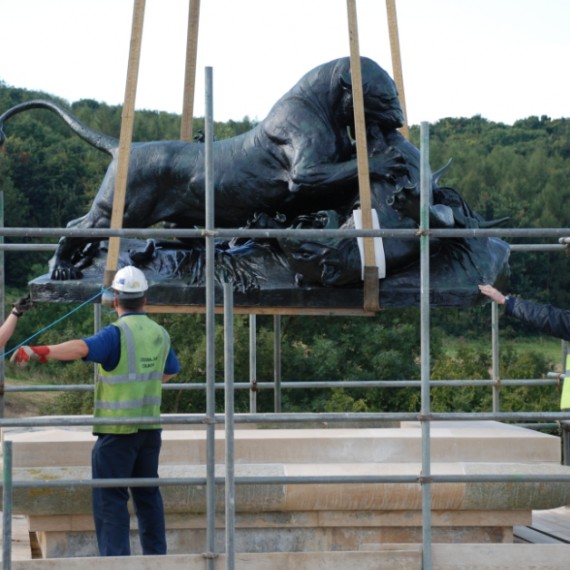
[2,421,568,558]
[9,546,570,570]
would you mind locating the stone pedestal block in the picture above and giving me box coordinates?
[2,421,568,559]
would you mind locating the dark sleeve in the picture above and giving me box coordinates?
[507,297,570,341]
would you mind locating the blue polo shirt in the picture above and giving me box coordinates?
[82,312,181,374]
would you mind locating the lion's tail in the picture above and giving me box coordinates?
[0,99,118,155]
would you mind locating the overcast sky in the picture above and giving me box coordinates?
[2,0,569,126]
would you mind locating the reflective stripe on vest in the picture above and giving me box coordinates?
[94,315,170,434]
[562,354,570,410]
[96,396,162,410]
[97,321,165,385]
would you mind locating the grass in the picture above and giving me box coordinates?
[503,337,565,369]
[441,334,565,371]
[3,372,60,417]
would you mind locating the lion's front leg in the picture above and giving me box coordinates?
[49,212,108,280]
[49,237,91,280]
[288,146,409,193]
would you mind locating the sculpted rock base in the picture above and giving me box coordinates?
[30,236,510,311]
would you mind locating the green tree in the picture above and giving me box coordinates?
[3,82,570,417]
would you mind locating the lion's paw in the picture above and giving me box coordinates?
[50,261,83,280]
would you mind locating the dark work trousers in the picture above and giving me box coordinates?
[91,429,167,556]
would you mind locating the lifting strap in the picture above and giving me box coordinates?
[104,0,146,289]
[180,0,201,142]
[346,0,380,312]
[386,0,409,140]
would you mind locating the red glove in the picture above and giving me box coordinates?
[10,346,50,367]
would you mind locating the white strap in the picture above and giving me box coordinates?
[353,209,386,280]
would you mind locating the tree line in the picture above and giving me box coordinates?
[0,82,566,416]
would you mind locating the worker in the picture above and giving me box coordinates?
[11,266,180,556]
[0,294,32,349]
[479,283,570,410]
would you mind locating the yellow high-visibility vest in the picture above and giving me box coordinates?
[94,315,170,434]
[562,354,570,410]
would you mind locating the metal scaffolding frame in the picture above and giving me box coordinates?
[1,2,568,567]
[1,129,570,569]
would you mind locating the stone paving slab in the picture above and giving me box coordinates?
[2,421,561,468]
[6,544,570,570]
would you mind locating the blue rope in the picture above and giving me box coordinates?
[1,287,112,359]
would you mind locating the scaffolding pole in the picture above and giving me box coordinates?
[204,65,217,569]
[224,282,236,570]
[419,122,432,570]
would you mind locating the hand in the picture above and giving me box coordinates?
[369,146,409,184]
[10,346,50,367]
[11,294,32,317]
[478,284,506,305]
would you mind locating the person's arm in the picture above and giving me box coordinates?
[509,298,570,341]
[10,340,89,367]
[479,283,570,341]
[0,295,33,349]
[478,284,507,305]
[45,340,89,361]
[162,346,180,383]
[0,313,20,349]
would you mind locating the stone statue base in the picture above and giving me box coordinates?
[29,236,510,312]
[4,421,569,559]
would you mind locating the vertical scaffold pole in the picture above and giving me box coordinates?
[204,66,217,569]
[0,192,5,418]
[224,282,236,570]
[249,315,257,413]
[104,0,146,288]
[492,302,501,412]
[274,315,282,413]
[420,122,432,570]
[2,440,13,570]
[562,341,569,466]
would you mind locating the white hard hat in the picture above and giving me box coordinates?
[111,266,148,298]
